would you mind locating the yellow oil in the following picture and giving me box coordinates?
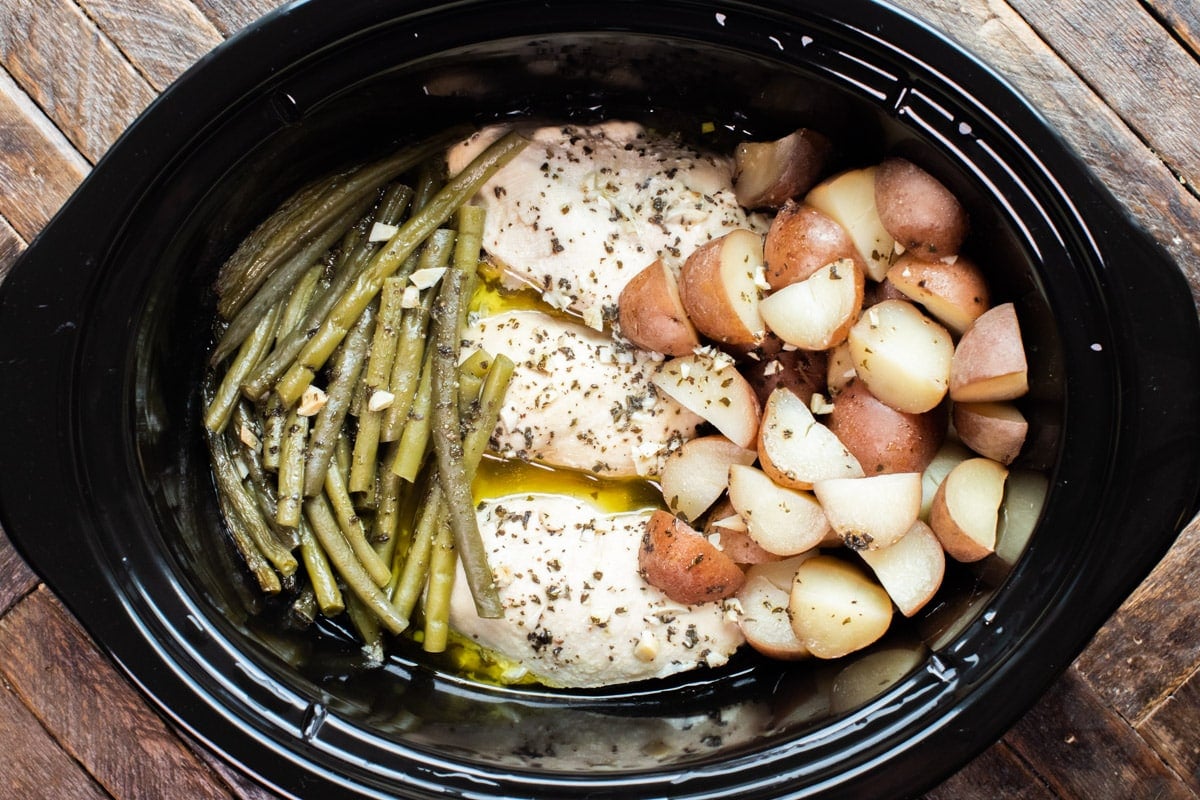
[473,454,664,514]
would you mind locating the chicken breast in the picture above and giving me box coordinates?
[448,121,765,329]
[449,494,745,688]
[463,309,704,477]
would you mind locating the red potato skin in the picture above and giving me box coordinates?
[735,128,833,209]
[874,157,968,258]
[617,259,701,356]
[741,347,829,407]
[763,201,869,289]
[826,378,947,474]
[639,510,746,605]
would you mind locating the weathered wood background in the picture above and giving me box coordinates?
[0,0,1198,797]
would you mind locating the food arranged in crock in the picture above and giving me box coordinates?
[203,120,1041,688]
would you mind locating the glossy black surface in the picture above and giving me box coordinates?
[1,1,1199,798]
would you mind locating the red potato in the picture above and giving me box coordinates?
[757,386,864,490]
[847,299,954,414]
[812,472,923,551]
[920,439,973,520]
[874,157,969,258]
[617,259,701,355]
[703,500,781,565]
[857,520,946,617]
[638,510,746,605]
[953,401,1028,465]
[886,253,990,335]
[742,346,828,408]
[759,258,865,351]
[728,464,832,556]
[734,128,833,209]
[659,435,757,522]
[825,341,857,395]
[762,201,868,288]
[829,644,927,713]
[805,166,895,281]
[826,378,946,474]
[650,353,762,449]
[736,555,816,659]
[789,555,893,659]
[950,302,1029,402]
[929,457,1009,562]
[678,229,767,347]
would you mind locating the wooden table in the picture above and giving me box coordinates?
[1,1,1198,797]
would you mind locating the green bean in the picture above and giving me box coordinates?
[389,489,441,622]
[242,183,414,401]
[204,301,282,433]
[276,408,308,528]
[422,519,456,653]
[410,158,444,214]
[230,400,299,550]
[345,593,384,665]
[349,276,407,493]
[304,494,408,635]
[215,488,281,595]
[260,394,286,472]
[275,131,528,406]
[323,460,392,588]
[380,283,435,443]
[301,301,376,497]
[297,516,344,617]
[389,342,436,482]
[276,264,324,345]
[216,142,442,320]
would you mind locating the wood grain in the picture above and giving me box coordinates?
[925,740,1056,799]
[1146,0,1200,57]
[0,0,156,163]
[1137,666,1200,795]
[191,0,281,37]
[0,67,89,240]
[0,525,35,618]
[0,211,24,281]
[77,0,223,91]
[0,587,240,800]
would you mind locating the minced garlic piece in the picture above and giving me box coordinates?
[368,222,399,242]
[367,390,395,412]
[634,630,659,662]
[809,392,835,415]
[409,267,447,290]
[297,385,328,416]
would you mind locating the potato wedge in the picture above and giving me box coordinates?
[825,341,857,396]
[734,128,833,209]
[886,253,989,335]
[953,401,1028,465]
[678,228,767,347]
[874,157,968,258]
[760,258,865,351]
[617,259,701,355]
[650,352,761,448]
[703,500,781,565]
[920,439,973,520]
[728,464,831,556]
[762,201,868,288]
[827,378,946,474]
[830,644,927,713]
[742,347,828,408]
[736,555,815,659]
[813,472,923,551]
[789,555,893,659]
[929,457,1008,562]
[949,302,1029,402]
[660,435,757,522]
[805,166,895,281]
[757,386,863,490]
[847,299,953,413]
[858,520,945,616]
[638,510,746,604]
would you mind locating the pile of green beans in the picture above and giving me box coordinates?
[203,132,527,658]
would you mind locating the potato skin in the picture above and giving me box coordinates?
[874,157,968,258]
[678,229,765,347]
[734,128,833,209]
[617,259,701,356]
[763,201,867,289]
[741,347,829,407]
[826,378,947,474]
[638,510,746,605]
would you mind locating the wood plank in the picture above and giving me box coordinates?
[1004,668,1194,799]
[0,587,239,800]
[0,67,89,240]
[77,0,222,92]
[0,210,25,281]
[924,740,1057,799]
[1145,0,1200,57]
[1136,665,1200,795]
[1075,518,1200,723]
[0,0,157,163]
[0,676,112,800]
[0,524,36,617]
[190,0,283,38]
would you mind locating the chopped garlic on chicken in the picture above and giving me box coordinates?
[463,309,703,477]
[449,494,745,688]
[448,121,765,329]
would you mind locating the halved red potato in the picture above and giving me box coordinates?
[617,259,701,355]
[638,510,746,605]
[659,435,758,523]
[953,401,1028,465]
[949,302,1029,402]
[847,299,954,414]
[678,229,767,347]
[826,341,857,395]
[826,377,946,474]
[857,520,946,616]
[734,128,833,209]
[651,353,762,449]
[703,500,780,565]
[920,439,973,520]
[757,387,864,490]
[806,166,895,281]
[789,555,893,659]
[762,201,868,288]
[929,457,1009,562]
[874,157,969,258]
[886,253,990,335]
[759,258,865,351]
[813,472,923,551]
[742,346,829,408]
[830,644,927,713]
[728,464,831,556]
[736,554,816,659]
